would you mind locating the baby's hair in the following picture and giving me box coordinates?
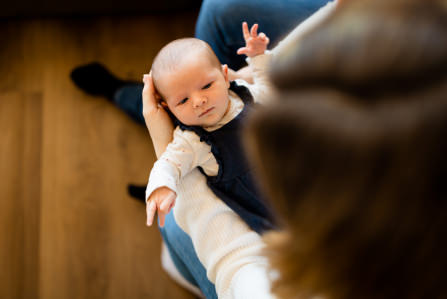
[151,38,221,98]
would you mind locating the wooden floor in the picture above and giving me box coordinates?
[0,12,198,299]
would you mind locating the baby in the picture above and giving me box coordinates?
[145,22,276,234]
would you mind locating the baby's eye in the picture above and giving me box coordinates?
[178,98,188,105]
[202,82,212,89]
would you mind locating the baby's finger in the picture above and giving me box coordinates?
[250,24,258,37]
[160,198,172,214]
[158,211,166,228]
[146,200,157,226]
[237,47,249,55]
[242,22,250,41]
[259,33,270,45]
[168,198,176,213]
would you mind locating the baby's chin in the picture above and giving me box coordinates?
[183,120,216,127]
[181,116,220,127]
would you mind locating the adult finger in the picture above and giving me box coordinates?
[242,22,250,41]
[142,74,157,111]
[146,200,157,226]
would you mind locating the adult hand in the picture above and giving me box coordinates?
[142,74,175,158]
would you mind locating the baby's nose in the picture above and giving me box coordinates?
[193,96,207,108]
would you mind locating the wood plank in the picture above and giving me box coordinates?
[0,92,42,299]
[0,12,199,299]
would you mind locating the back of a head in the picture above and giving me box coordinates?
[245,0,447,298]
[270,0,447,100]
[247,96,447,299]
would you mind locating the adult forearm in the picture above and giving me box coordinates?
[147,118,174,158]
[272,1,337,57]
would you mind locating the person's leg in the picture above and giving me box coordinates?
[112,83,145,125]
[70,63,146,125]
[196,0,329,70]
[159,212,218,299]
[160,242,204,298]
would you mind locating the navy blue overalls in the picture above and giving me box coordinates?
[175,81,276,234]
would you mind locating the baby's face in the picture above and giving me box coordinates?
[156,55,230,127]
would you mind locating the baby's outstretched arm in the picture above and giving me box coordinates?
[141,73,178,227]
[146,186,176,227]
[237,22,269,57]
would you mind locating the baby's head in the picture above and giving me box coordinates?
[151,38,230,127]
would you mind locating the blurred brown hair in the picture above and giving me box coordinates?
[245,0,447,298]
[271,0,447,99]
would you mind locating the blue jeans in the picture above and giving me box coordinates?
[116,0,328,296]
[159,212,218,299]
[113,83,145,125]
[195,0,329,70]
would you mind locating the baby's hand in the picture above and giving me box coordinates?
[146,186,177,227]
[237,22,269,58]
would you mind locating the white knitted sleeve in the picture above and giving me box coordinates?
[145,128,215,201]
[173,169,274,298]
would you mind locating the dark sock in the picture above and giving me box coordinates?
[70,62,127,100]
[127,184,147,203]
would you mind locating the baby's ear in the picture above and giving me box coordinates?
[222,64,230,87]
[160,100,169,109]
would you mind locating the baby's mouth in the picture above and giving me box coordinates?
[199,107,214,117]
